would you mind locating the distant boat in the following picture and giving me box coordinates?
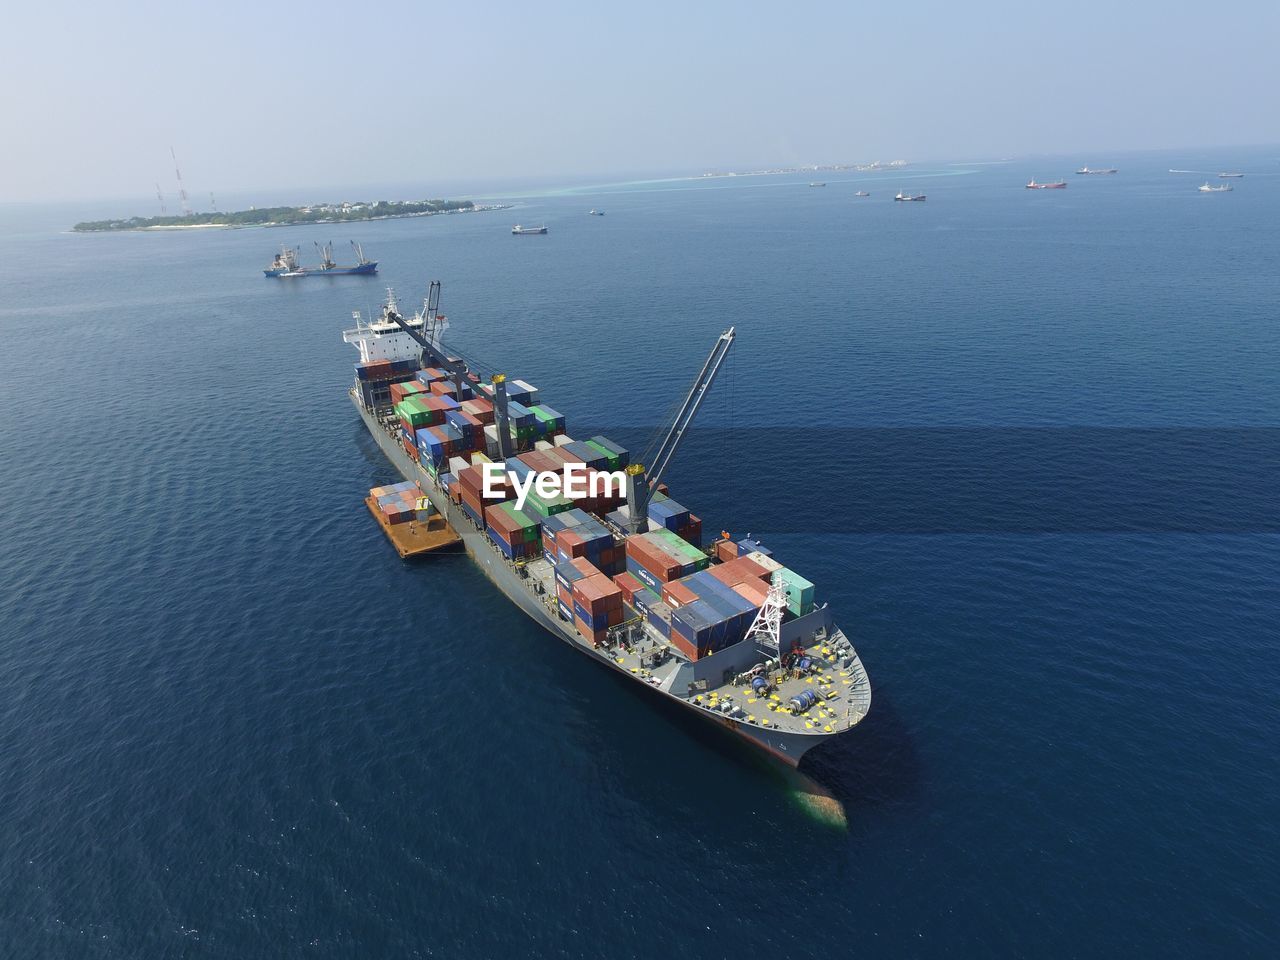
[854,191,870,197]
[1076,167,1118,175]
[1198,182,1233,193]
[1218,172,1244,178]
[1026,179,1067,189]
[1169,169,1197,174]
[809,182,826,187]
[894,192,926,202]
[512,224,548,235]
[588,209,605,216]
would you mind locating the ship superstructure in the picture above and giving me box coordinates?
[344,287,872,766]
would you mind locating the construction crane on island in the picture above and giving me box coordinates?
[170,147,192,215]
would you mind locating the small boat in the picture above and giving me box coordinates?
[854,190,870,197]
[1198,182,1233,193]
[894,192,926,201]
[588,209,605,216]
[809,182,826,187]
[512,224,548,235]
[1026,179,1067,189]
[1218,172,1244,178]
[1076,167,1118,174]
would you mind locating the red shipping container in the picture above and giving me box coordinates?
[568,557,602,580]
[714,539,739,563]
[662,580,698,608]
[625,536,682,583]
[668,631,699,660]
[574,613,608,647]
[613,571,643,604]
[709,555,771,588]
[732,577,770,608]
[430,381,457,397]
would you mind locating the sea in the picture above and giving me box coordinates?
[1,149,1277,957]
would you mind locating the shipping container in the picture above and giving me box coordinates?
[776,567,815,617]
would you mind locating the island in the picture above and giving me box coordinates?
[73,198,507,233]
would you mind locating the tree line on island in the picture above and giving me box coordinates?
[73,198,476,232]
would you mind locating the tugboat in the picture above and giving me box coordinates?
[1026,179,1067,189]
[894,191,926,201]
[1198,182,1233,193]
[264,241,377,277]
[512,224,548,235]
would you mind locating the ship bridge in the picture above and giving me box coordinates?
[343,289,437,364]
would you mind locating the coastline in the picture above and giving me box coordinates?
[73,203,511,234]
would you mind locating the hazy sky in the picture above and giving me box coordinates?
[3,0,1276,202]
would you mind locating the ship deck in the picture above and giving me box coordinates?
[522,561,872,739]
[355,393,872,757]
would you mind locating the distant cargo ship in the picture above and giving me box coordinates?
[1026,180,1067,189]
[512,224,548,235]
[588,209,605,216]
[264,242,376,277]
[894,192,926,201]
[1218,172,1244,178]
[809,182,826,187]
[854,191,870,197]
[1076,167,1118,174]
[1198,182,1233,193]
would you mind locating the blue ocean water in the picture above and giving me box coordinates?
[1,150,1278,957]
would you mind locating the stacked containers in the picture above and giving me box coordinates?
[445,409,484,448]
[357,358,420,410]
[485,502,540,561]
[506,380,539,405]
[390,380,430,404]
[624,530,707,590]
[553,556,597,621]
[373,481,422,525]
[460,397,494,424]
[456,464,512,526]
[416,424,465,470]
[542,509,621,574]
[528,405,566,439]
[659,567,762,659]
[571,562,624,645]
[416,367,451,385]
[776,567,815,617]
[587,436,629,468]
[648,495,704,548]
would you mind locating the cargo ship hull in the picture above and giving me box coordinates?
[352,392,855,767]
[265,262,378,277]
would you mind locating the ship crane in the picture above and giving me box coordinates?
[378,282,517,458]
[623,327,736,535]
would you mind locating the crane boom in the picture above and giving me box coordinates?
[625,327,736,534]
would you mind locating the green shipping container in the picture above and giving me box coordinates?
[776,567,815,617]
[584,439,621,470]
[522,489,573,519]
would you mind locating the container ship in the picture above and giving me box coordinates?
[265,241,377,277]
[1026,179,1067,189]
[344,288,872,767]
